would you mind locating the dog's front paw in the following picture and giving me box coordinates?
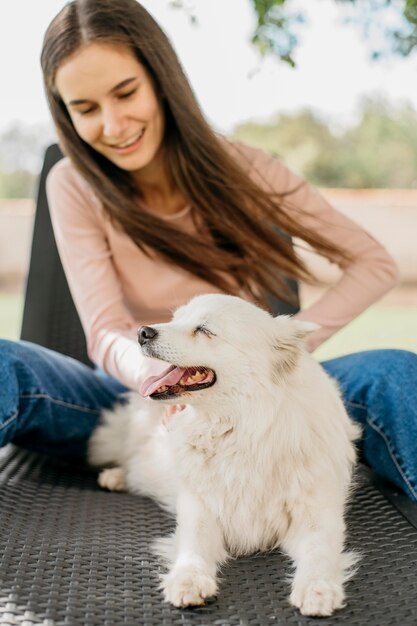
[162,565,217,608]
[98,467,127,491]
[290,579,345,616]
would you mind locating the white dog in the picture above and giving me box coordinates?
[88,294,361,616]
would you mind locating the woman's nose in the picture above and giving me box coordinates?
[101,106,127,140]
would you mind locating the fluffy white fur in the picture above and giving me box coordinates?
[88,294,361,616]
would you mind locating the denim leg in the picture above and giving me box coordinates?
[0,339,129,460]
[321,349,417,502]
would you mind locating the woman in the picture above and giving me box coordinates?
[1,0,416,502]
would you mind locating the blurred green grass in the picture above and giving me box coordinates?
[314,305,417,361]
[0,293,24,340]
[0,292,416,359]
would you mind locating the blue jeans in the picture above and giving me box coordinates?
[1,339,417,501]
[0,339,129,460]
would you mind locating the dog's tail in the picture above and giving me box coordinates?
[87,400,133,468]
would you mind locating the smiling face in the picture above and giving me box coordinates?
[55,42,165,181]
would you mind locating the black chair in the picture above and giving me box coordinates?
[20,143,92,366]
[0,145,416,625]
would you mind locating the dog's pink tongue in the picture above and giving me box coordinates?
[139,360,186,397]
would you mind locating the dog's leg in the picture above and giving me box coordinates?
[160,490,227,608]
[282,504,358,617]
[98,467,127,492]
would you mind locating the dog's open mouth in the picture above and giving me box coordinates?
[139,363,216,399]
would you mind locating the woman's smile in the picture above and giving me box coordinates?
[105,127,146,154]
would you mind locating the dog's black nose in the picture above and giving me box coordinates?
[138,325,158,346]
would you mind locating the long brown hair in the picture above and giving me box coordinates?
[41,0,350,307]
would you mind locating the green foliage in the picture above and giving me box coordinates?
[0,122,55,198]
[171,1,417,65]
[232,98,417,188]
[396,0,417,54]
[250,0,304,66]
[0,170,36,199]
[0,123,55,174]
[336,0,417,60]
[249,0,417,65]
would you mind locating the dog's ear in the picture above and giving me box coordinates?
[271,317,320,385]
[289,319,321,339]
[272,316,320,343]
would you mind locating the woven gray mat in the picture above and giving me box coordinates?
[0,445,417,626]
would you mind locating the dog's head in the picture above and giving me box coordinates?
[137,294,318,404]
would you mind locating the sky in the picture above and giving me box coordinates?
[1,0,417,135]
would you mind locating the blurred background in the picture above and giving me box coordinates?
[0,0,416,360]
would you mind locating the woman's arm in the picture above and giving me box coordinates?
[233,141,399,351]
[46,158,151,390]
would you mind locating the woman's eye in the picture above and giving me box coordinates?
[118,89,136,100]
[79,107,96,116]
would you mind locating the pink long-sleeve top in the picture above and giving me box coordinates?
[46,139,399,390]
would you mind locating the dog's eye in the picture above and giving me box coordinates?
[193,324,215,338]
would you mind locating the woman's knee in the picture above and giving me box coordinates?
[360,349,417,386]
[0,339,59,393]
[323,348,416,382]
[0,340,31,437]
[0,338,42,362]
[367,347,416,365]
[0,338,27,377]
[0,338,22,357]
